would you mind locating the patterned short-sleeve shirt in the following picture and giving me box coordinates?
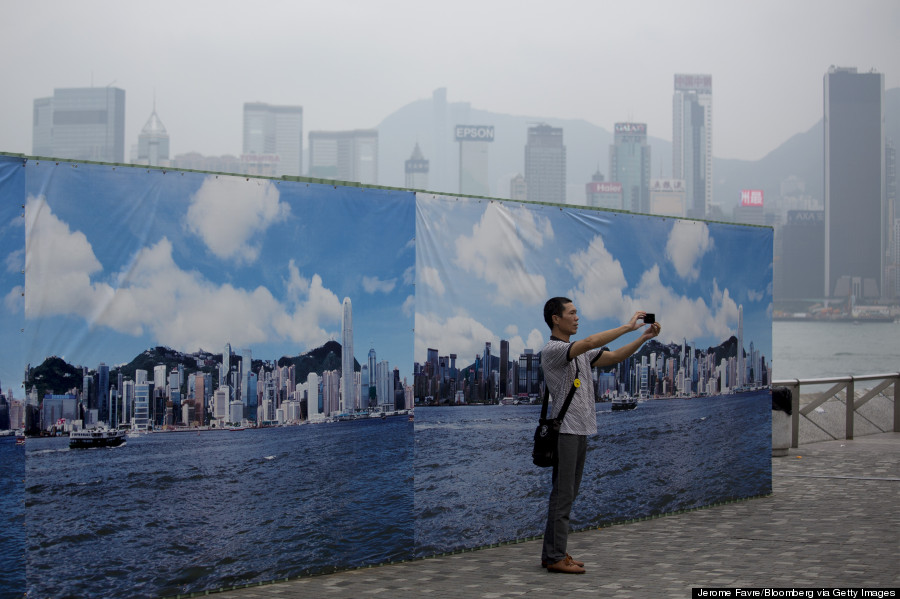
[540,337,604,436]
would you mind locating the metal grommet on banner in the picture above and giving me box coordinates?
[573,379,581,388]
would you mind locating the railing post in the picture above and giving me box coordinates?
[894,373,900,433]
[789,380,800,448]
[846,377,855,441]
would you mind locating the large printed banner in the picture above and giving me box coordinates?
[0,154,773,598]
[412,194,773,553]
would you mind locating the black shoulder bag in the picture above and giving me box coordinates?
[532,361,580,468]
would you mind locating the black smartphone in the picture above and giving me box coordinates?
[643,313,655,324]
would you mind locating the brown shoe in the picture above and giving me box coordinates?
[542,553,584,568]
[546,556,586,574]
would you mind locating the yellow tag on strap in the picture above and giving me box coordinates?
[573,378,581,388]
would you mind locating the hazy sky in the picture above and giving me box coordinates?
[3,0,899,162]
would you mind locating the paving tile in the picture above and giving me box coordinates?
[203,433,900,599]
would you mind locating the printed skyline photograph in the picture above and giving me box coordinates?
[2,159,415,401]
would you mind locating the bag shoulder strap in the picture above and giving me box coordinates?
[540,359,580,423]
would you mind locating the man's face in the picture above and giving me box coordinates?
[555,302,579,336]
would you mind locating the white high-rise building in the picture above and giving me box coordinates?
[213,388,229,424]
[307,372,320,421]
[376,360,393,412]
[673,74,713,217]
[135,104,170,167]
[341,297,354,412]
[242,102,303,177]
[308,129,378,184]
[133,382,150,431]
[153,365,167,391]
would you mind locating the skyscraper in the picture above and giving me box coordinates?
[32,86,126,162]
[510,173,527,201]
[240,348,253,414]
[405,142,429,189]
[307,372,320,420]
[456,125,494,196]
[525,124,566,204]
[824,66,885,298]
[672,74,713,218]
[609,123,651,213]
[242,102,303,177]
[341,297,354,413]
[222,343,231,388]
[367,347,377,408]
[135,104,170,167]
[585,169,622,210]
[308,130,378,184]
[737,304,744,389]
[97,363,109,425]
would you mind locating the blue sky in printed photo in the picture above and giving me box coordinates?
[1,159,415,394]
[415,194,773,367]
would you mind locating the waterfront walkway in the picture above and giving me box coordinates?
[207,432,900,598]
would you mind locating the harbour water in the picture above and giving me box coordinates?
[24,419,412,599]
[414,391,770,556]
[772,319,900,381]
[0,437,25,599]
[3,320,897,598]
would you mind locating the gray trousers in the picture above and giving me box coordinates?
[541,433,587,564]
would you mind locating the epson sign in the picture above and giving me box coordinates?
[455,126,495,142]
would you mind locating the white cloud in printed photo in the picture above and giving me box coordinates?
[362,276,397,294]
[24,196,113,324]
[567,228,738,346]
[665,220,713,281]
[185,176,290,264]
[23,196,343,353]
[453,202,553,307]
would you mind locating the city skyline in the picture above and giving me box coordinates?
[0,156,415,396]
[2,1,898,165]
[417,321,770,404]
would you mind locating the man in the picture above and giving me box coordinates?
[540,297,661,574]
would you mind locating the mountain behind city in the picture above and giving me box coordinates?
[375,87,900,210]
[24,340,359,399]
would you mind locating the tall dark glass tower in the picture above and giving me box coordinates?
[824,67,885,298]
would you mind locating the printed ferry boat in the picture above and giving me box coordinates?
[69,428,127,448]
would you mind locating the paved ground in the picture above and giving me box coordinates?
[196,432,900,599]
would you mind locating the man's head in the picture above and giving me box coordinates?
[544,296,573,331]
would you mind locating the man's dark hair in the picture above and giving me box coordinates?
[543,296,572,330]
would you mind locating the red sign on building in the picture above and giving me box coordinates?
[741,189,764,207]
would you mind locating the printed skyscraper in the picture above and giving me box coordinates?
[824,66,885,299]
[672,74,713,218]
[32,86,126,162]
[341,297,354,413]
